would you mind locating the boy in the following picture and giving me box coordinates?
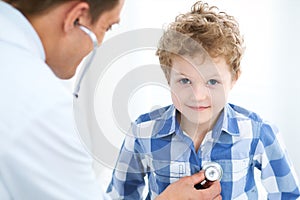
[107,1,300,199]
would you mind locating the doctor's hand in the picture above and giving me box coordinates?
[155,171,222,200]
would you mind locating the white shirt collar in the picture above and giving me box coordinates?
[0,1,45,61]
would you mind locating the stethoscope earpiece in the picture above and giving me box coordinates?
[74,18,79,26]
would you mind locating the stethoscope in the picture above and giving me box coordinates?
[73,24,99,98]
[195,161,223,189]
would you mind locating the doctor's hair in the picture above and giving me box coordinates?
[3,0,119,23]
[156,1,244,82]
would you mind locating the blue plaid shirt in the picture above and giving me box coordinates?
[107,103,300,199]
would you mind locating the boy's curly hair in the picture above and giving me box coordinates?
[156,1,244,81]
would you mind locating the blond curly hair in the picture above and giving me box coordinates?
[156,1,244,81]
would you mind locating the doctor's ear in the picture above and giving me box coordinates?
[64,2,90,32]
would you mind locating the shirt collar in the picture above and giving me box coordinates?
[0,1,45,61]
[213,104,240,137]
[151,104,240,139]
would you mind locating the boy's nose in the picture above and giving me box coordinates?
[191,84,209,101]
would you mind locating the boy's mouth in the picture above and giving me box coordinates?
[187,105,210,111]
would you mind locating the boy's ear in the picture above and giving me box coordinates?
[231,70,241,88]
[63,2,90,32]
[235,70,241,81]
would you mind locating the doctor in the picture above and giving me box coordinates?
[0,0,221,199]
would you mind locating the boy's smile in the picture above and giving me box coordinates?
[169,54,236,136]
[187,105,210,111]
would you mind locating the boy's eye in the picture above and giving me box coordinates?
[207,79,219,86]
[179,78,191,85]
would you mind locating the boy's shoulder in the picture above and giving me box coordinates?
[130,105,176,138]
[135,105,174,125]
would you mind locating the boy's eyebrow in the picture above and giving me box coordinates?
[174,71,222,81]
[173,71,190,77]
[206,72,221,77]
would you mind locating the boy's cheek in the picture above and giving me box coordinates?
[171,93,182,110]
[210,91,227,104]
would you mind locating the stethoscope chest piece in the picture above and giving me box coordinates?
[202,161,223,181]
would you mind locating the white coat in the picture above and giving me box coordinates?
[0,1,106,199]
